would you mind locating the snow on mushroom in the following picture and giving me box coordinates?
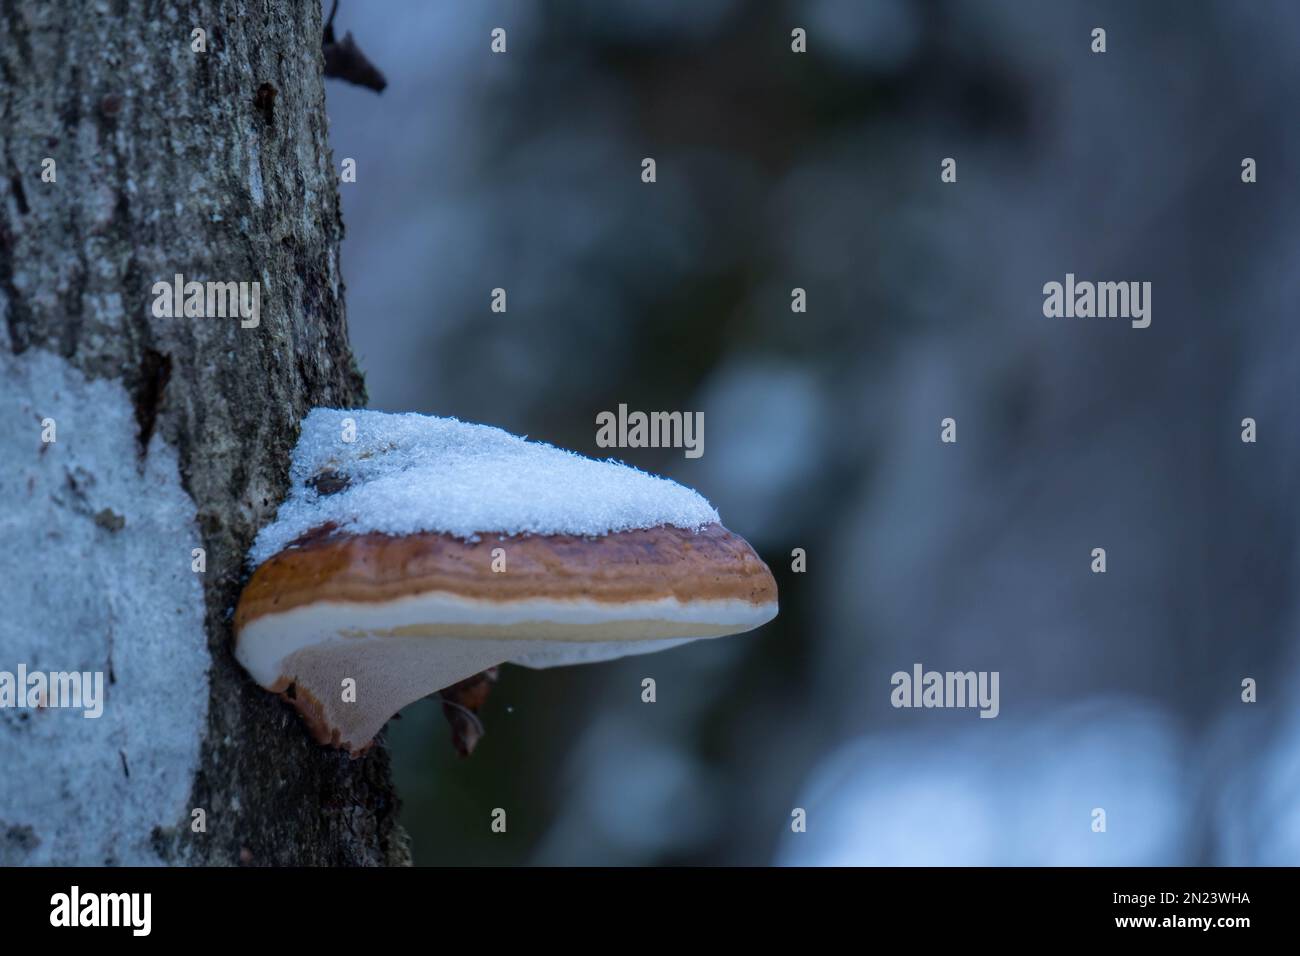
[234,409,778,753]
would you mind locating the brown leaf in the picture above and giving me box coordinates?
[307,468,350,496]
[439,668,499,757]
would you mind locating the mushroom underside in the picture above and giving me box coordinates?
[240,594,772,752]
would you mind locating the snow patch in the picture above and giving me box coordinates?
[249,408,720,565]
[248,137,264,207]
[0,349,210,865]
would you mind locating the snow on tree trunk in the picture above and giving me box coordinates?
[0,1,408,865]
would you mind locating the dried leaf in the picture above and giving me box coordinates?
[439,668,499,757]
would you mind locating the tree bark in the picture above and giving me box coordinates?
[0,0,408,865]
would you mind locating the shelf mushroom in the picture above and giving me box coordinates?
[234,409,778,753]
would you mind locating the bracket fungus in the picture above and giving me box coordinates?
[234,409,778,753]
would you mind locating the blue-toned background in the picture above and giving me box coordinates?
[323,0,1299,865]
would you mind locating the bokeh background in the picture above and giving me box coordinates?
[322,0,1299,865]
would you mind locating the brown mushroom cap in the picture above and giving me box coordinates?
[235,522,777,753]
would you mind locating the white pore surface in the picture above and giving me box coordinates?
[249,408,721,566]
[0,350,210,865]
[238,624,734,753]
[235,589,776,690]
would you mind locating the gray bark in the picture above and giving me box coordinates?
[0,0,408,865]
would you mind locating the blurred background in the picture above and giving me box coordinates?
[322,0,1299,865]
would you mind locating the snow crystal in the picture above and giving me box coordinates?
[249,408,721,565]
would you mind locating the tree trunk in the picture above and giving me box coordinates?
[0,0,408,865]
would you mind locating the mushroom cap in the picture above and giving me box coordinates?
[235,522,776,752]
[234,409,778,753]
